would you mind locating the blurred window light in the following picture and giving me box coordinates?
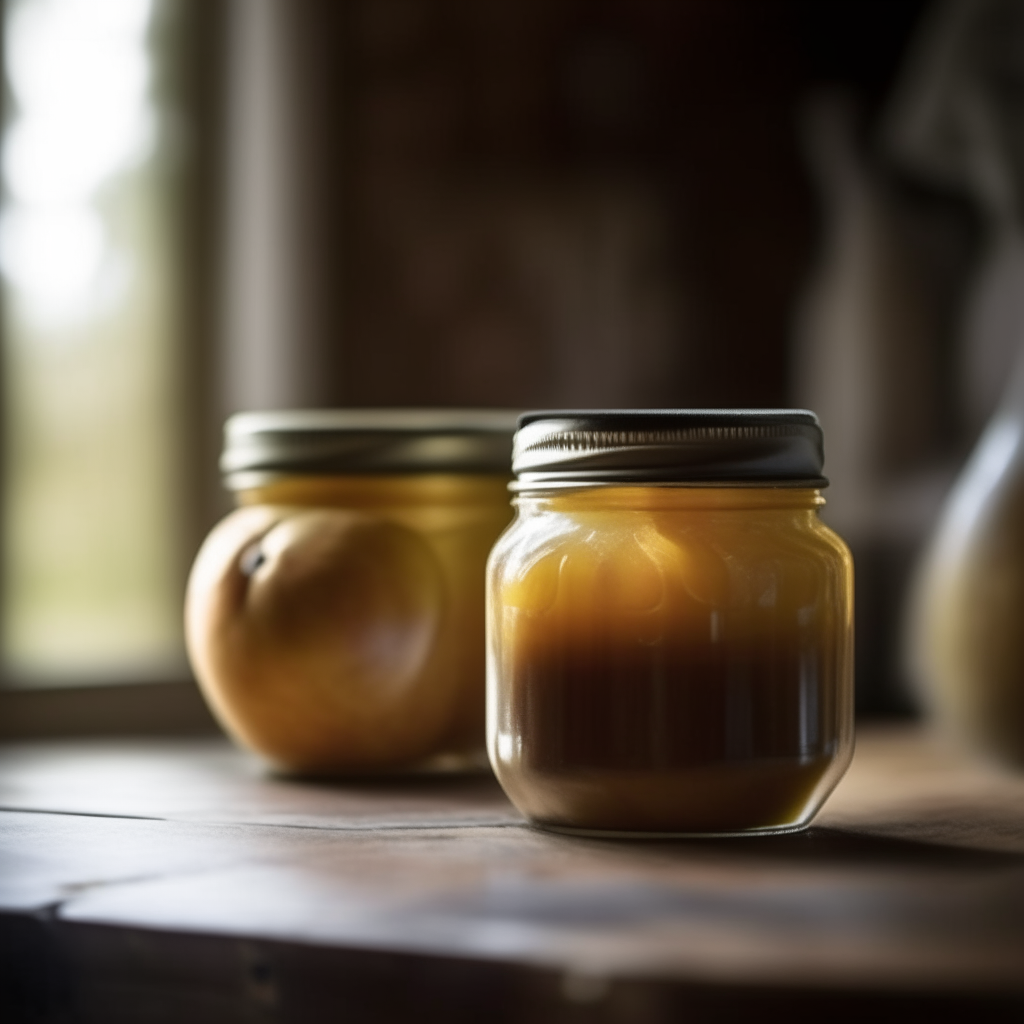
[1,0,184,682]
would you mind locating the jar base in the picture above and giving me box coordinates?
[530,820,811,840]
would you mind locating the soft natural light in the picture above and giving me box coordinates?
[2,0,153,328]
[1,0,183,681]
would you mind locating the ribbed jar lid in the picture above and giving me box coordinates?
[222,409,519,487]
[512,409,827,489]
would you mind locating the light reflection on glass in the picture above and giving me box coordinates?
[1,0,182,681]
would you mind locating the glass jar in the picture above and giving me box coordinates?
[487,410,854,836]
[186,409,516,775]
[908,351,1024,768]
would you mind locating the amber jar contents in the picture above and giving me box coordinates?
[186,410,515,775]
[487,411,854,836]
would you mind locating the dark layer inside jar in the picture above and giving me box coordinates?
[505,626,838,832]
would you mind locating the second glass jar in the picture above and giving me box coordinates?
[186,409,516,775]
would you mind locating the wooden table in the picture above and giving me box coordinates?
[3,724,1024,1022]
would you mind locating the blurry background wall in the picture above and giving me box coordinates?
[220,0,952,718]
[6,0,990,725]
[223,0,930,414]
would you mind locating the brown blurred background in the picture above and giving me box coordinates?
[9,0,1005,724]
[212,0,932,412]
[205,0,950,718]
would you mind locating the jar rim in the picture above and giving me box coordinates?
[221,408,518,483]
[512,409,827,488]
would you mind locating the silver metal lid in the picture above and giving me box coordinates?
[222,409,519,487]
[512,409,827,489]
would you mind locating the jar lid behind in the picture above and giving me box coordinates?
[222,409,518,488]
[512,409,827,489]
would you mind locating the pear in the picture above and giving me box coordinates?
[185,505,452,773]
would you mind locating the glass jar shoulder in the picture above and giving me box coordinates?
[490,493,851,608]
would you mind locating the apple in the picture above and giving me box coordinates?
[185,505,457,773]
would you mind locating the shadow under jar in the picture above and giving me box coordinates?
[487,410,854,836]
[187,409,516,775]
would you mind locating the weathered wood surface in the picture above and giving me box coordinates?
[3,725,1024,1021]
[0,738,519,829]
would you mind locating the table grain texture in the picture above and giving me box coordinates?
[2,724,1024,1022]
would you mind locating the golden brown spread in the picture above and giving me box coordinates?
[488,487,854,834]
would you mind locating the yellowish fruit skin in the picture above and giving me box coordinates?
[186,475,512,774]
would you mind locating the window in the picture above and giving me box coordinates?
[1,0,187,685]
